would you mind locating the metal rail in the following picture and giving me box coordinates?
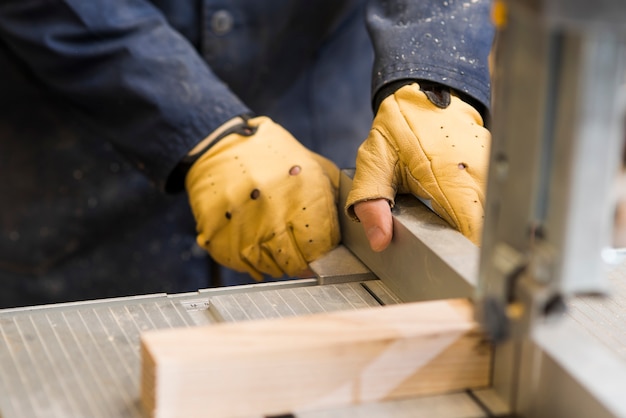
[338,169,479,303]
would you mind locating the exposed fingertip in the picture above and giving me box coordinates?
[366,225,391,252]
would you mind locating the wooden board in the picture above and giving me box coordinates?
[141,299,491,418]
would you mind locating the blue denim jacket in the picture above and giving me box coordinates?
[0,0,493,306]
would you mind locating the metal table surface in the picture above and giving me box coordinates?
[566,259,626,363]
[0,274,493,418]
[2,254,626,418]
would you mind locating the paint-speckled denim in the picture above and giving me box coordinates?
[0,0,493,307]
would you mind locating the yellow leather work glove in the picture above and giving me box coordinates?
[186,116,340,280]
[345,82,490,245]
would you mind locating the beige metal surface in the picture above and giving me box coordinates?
[296,392,487,418]
[309,245,377,285]
[566,259,626,362]
[339,170,479,303]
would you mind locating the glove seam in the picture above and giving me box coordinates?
[392,92,462,229]
[166,113,256,193]
[344,126,399,222]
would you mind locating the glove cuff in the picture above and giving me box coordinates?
[374,80,455,112]
[372,79,416,114]
[165,114,256,193]
[373,79,487,122]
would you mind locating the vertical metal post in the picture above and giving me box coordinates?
[477,0,626,413]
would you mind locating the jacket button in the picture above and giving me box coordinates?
[210,10,234,35]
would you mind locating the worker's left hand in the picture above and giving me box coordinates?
[345,82,491,250]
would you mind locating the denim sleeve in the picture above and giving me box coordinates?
[0,0,251,191]
[366,0,494,111]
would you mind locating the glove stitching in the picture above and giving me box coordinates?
[285,223,309,270]
[239,249,267,281]
[168,115,257,193]
[393,91,463,228]
[317,170,341,251]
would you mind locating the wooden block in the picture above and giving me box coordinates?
[141,299,491,418]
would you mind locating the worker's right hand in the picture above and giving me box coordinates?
[345,82,491,249]
[185,116,340,281]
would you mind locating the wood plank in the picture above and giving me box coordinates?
[140,299,491,418]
